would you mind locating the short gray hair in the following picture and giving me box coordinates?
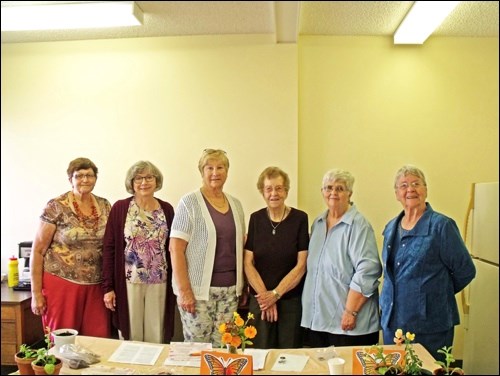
[125,160,163,194]
[322,169,354,192]
[393,165,427,189]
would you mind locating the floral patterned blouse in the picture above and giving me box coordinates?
[41,191,111,284]
[124,199,168,284]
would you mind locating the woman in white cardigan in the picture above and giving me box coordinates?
[169,148,245,346]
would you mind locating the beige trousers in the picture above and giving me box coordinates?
[126,282,167,343]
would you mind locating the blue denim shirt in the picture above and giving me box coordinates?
[380,203,476,334]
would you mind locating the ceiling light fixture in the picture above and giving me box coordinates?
[1,1,143,32]
[394,1,460,44]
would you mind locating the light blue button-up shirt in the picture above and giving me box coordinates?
[301,205,382,335]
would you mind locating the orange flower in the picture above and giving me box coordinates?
[219,311,257,352]
[234,316,244,327]
[221,332,233,344]
[230,336,242,347]
[244,326,257,339]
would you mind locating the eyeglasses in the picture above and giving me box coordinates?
[396,181,425,190]
[323,185,347,193]
[264,185,286,194]
[203,148,226,154]
[73,173,96,180]
[133,175,155,183]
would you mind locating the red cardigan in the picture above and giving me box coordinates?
[102,196,176,342]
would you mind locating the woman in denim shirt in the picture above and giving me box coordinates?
[380,165,476,361]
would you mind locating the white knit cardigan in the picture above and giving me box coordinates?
[170,190,246,300]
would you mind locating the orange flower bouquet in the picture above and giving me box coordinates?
[219,311,257,352]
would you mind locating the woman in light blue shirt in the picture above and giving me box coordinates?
[301,169,382,347]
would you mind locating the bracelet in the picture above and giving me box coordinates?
[272,289,281,300]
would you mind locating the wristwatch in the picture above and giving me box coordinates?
[272,289,281,300]
[346,309,358,317]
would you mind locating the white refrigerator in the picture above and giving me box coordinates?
[462,182,499,375]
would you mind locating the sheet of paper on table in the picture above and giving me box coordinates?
[270,353,309,372]
[241,348,270,370]
[163,341,213,367]
[108,342,164,366]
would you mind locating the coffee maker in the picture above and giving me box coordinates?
[18,241,32,282]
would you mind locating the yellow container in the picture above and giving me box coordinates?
[8,256,19,287]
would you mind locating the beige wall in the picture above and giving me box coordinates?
[298,35,498,356]
[0,34,298,269]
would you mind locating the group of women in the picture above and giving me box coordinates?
[29,151,476,362]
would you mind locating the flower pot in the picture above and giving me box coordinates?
[433,367,465,375]
[51,328,78,352]
[14,352,36,375]
[31,358,63,375]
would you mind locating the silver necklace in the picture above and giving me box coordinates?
[268,207,287,235]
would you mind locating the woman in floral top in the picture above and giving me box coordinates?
[30,157,111,337]
[102,161,175,343]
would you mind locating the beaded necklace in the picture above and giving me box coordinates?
[72,196,99,234]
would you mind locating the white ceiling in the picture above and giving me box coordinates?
[1,1,498,44]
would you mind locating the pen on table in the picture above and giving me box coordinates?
[189,352,201,356]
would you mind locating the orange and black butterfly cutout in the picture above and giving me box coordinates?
[203,353,249,375]
[355,350,402,375]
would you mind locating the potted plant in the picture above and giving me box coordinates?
[14,343,37,375]
[31,327,63,375]
[393,329,432,375]
[433,346,464,375]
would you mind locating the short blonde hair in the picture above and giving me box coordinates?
[198,149,229,174]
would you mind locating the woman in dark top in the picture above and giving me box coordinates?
[244,166,309,348]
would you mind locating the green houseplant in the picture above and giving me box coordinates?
[31,327,63,375]
[433,346,464,375]
[14,343,37,375]
[392,329,432,375]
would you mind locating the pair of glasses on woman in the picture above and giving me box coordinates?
[133,175,155,183]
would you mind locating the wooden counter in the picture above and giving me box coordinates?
[1,283,43,365]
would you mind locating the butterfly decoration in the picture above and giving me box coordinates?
[355,350,401,375]
[203,353,249,375]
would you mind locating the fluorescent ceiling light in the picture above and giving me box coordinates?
[1,1,143,31]
[394,1,460,44]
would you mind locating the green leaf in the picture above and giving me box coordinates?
[44,363,55,374]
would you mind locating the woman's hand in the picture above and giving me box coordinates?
[31,292,47,316]
[341,311,357,331]
[255,290,278,311]
[261,304,278,322]
[104,291,116,311]
[178,290,196,314]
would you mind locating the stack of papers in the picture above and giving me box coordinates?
[108,342,164,366]
[163,342,213,367]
